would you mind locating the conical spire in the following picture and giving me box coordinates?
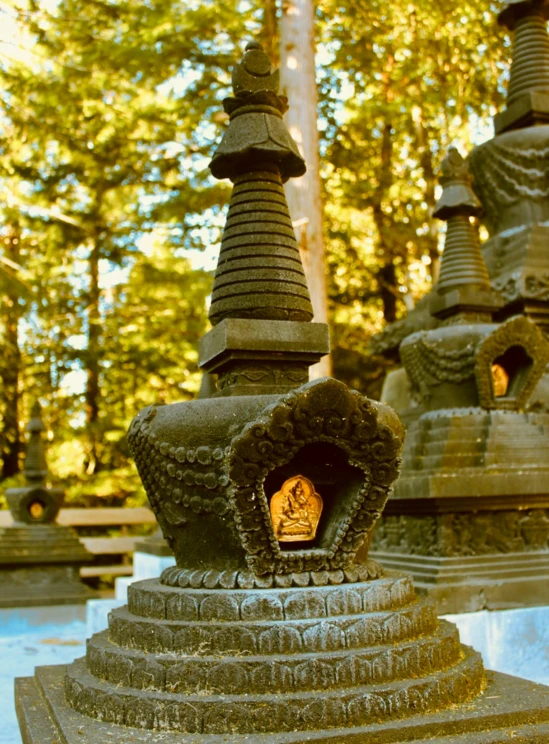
[434,148,490,295]
[5,401,65,524]
[496,0,549,132]
[23,401,48,485]
[431,148,500,320]
[199,41,329,396]
[208,42,313,327]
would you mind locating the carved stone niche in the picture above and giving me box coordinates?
[475,315,549,409]
[128,377,403,585]
[6,484,63,525]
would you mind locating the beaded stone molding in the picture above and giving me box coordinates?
[160,560,384,590]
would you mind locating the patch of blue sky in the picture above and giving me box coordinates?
[468,112,494,147]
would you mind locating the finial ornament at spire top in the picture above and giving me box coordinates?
[431,146,496,309]
[206,40,313,330]
[433,147,482,221]
[209,42,305,181]
[27,400,46,434]
[233,41,278,93]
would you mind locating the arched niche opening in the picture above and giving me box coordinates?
[491,345,533,400]
[263,442,365,552]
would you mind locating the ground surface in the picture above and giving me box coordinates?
[0,610,86,744]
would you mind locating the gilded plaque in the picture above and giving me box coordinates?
[270,475,323,542]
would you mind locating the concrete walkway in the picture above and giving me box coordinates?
[0,606,87,744]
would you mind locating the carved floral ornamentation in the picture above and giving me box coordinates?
[228,377,404,575]
[372,509,549,557]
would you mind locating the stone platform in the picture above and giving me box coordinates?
[15,573,549,742]
[16,666,549,743]
[372,549,549,613]
[86,550,176,635]
[0,524,94,608]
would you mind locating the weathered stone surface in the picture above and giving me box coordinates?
[64,650,485,735]
[87,620,461,694]
[15,664,549,743]
[128,377,403,578]
[128,574,414,619]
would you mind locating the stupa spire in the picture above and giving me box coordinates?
[208,41,313,326]
[23,401,48,485]
[431,148,500,321]
[495,0,549,132]
[199,42,328,397]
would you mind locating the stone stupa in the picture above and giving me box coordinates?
[15,42,549,743]
[370,0,549,613]
[470,0,549,334]
[370,147,549,613]
[0,403,93,607]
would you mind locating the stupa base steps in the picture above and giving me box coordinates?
[0,565,94,608]
[16,665,549,744]
[372,551,549,613]
[15,575,549,741]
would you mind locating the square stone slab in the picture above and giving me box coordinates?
[15,665,549,743]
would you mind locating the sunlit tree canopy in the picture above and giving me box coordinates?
[0,0,510,502]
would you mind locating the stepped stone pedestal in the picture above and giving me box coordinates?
[16,573,549,742]
[0,404,93,608]
[15,41,549,743]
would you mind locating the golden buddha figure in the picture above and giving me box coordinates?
[270,475,323,542]
[491,363,510,397]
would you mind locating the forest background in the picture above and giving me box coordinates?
[0,0,507,506]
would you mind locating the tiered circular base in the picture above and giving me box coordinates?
[65,574,485,736]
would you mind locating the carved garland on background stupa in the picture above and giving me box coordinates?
[469,140,549,227]
[399,332,477,402]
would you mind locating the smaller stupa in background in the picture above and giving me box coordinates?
[0,402,93,607]
[370,148,549,613]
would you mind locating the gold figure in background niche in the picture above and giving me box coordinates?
[492,363,509,397]
[270,475,323,542]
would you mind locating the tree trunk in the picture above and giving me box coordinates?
[412,104,439,281]
[1,227,22,479]
[280,0,331,378]
[85,237,101,474]
[261,0,279,67]
[372,117,399,324]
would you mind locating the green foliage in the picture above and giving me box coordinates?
[0,0,509,494]
[317,0,507,392]
[0,0,259,497]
